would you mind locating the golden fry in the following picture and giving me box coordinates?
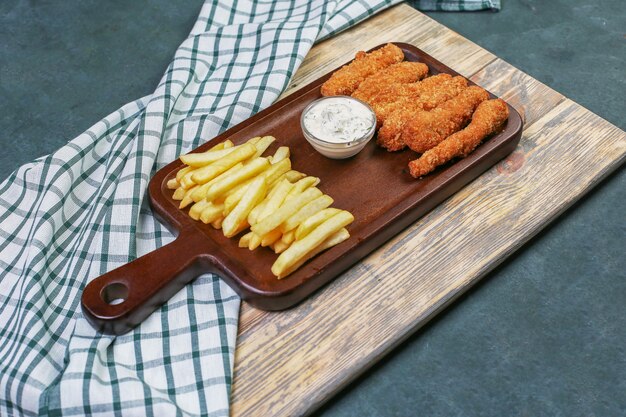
[179,185,198,209]
[191,162,244,202]
[281,229,296,245]
[281,195,333,233]
[284,170,306,183]
[271,146,290,164]
[166,178,179,189]
[189,200,210,220]
[250,187,322,237]
[247,203,264,226]
[248,233,262,251]
[180,170,197,189]
[261,228,282,247]
[223,158,290,213]
[172,186,185,201]
[246,136,262,145]
[191,143,256,184]
[264,158,291,186]
[256,179,293,223]
[211,217,223,229]
[180,145,239,167]
[285,176,320,200]
[295,208,342,240]
[271,211,354,278]
[205,157,270,202]
[176,166,193,182]
[275,228,350,278]
[273,240,290,254]
[239,232,253,248]
[252,136,276,158]
[200,203,224,224]
[210,141,226,151]
[222,176,267,238]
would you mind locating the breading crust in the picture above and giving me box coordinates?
[408,99,509,177]
[351,61,429,103]
[320,43,404,97]
[402,86,490,154]
[376,76,469,151]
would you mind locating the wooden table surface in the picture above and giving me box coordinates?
[230,4,626,416]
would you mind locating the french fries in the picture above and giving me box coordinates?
[256,179,293,223]
[286,176,320,200]
[192,143,256,184]
[180,144,238,167]
[248,233,262,251]
[271,146,290,164]
[284,170,306,183]
[200,202,224,224]
[282,195,333,232]
[189,200,210,220]
[171,135,354,278]
[205,157,270,202]
[294,208,341,240]
[166,178,179,189]
[223,158,291,213]
[172,186,185,201]
[272,211,354,278]
[223,176,266,238]
[251,136,275,158]
[176,166,193,182]
[250,187,322,237]
[274,228,350,278]
[261,228,282,247]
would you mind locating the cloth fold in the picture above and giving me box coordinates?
[0,1,498,416]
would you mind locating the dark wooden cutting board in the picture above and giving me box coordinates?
[81,42,522,335]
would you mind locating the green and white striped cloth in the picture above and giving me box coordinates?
[0,1,499,416]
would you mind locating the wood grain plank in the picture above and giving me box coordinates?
[232,4,626,417]
[470,58,566,128]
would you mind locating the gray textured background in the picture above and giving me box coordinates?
[0,1,624,415]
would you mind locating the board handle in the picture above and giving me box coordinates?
[81,233,215,335]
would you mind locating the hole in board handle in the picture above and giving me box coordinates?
[101,282,129,306]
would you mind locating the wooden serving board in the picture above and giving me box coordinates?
[81,41,521,334]
[230,4,626,417]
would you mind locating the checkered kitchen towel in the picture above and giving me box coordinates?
[0,1,498,416]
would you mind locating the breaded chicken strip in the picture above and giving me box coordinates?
[320,43,404,96]
[409,99,509,178]
[376,75,469,151]
[371,73,452,111]
[403,86,490,154]
[351,61,429,103]
[375,75,467,127]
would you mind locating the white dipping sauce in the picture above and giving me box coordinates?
[303,97,374,143]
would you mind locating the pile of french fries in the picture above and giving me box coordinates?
[168,136,354,278]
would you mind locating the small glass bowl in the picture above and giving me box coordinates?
[300,96,376,159]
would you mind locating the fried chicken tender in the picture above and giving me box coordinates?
[376,75,469,151]
[408,99,509,178]
[371,74,450,107]
[320,43,404,96]
[351,61,429,103]
[375,75,467,126]
[403,86,490,154]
